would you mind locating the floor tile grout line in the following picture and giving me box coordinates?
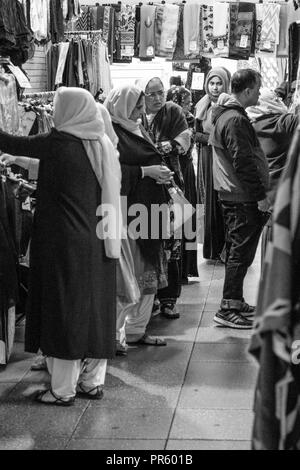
[163,264,215,449]
[64,401,91,449]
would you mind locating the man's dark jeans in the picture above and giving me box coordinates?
[221,201,269,303]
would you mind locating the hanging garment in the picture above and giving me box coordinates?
[249,127,300,450]
[255,3,264,53]
[228,2,255,60]
[55,42,70,86]
[259,3,280,55]
[75,5,91,31]
[261,57,286,90]
[112,4,122,63]
[134,4,141,58]
[154,5,164,57]
[0,73,20,135]
[201,4,214,56]
[0,0,35,65]
[212,2,229,57]
[172,5,184,61]
[49,0,64,44]
[185,58,211,107]
[105,6,115,60]
[155,4,179,59]
[30,0,49,42]
[288,22,300,83]
[139,5,156,60]
[0,176,20,365]
[183,3,201,58]
[277,4,289,57]
[96,5,104,30]
[119,4,135,62]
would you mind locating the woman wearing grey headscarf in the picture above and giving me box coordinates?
[194,67,231,261]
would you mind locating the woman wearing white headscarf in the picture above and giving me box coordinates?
[105,85,173,349]
[0,87,121,405]
[247,87,299,263]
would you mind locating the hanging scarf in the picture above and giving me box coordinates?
[155,4,179,59]
[201,4,214,55]
[212,2,229,57]
[54,87,121,259]
[229,2,255,60]
[183,3,201,58]
[104,85,143,134]
[120,4,135,61]
[277,4,289,57]
[139,5,156,59]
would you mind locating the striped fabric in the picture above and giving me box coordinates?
[259,3,280,54]
[249,127,300,450]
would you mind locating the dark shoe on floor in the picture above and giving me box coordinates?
[161,303,180,319]
[127,334,167,346]
[181,276,189,285]
[76,383,104,400]
[214,309,253,329]
[35,389,75,406]
[116,340,128,356]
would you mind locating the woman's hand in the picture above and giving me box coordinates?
[142,165,174,184]
[0,153,17,166]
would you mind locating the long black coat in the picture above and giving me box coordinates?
[0,129,116,360]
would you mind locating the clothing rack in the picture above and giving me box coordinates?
[22,91,55,100]
[64,29,103,35]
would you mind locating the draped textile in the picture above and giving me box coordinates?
[259,3,280,55]
[139,5,156,59]
[183,3,201,59]
[277,4,289,57]
[119,4,135,62]
[288,22,300,83]
[201,4,214,56]
[172,5,184,61]
[261,57,287,90]
[155,4,179,59]
[211,2,229,57]
[249,127,300,450]
[229,2,255,60]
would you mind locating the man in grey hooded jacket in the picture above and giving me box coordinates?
[209,69,270,329]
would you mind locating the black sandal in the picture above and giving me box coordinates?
[35,389,75,406]
[76,383,104,400]
[161,303,180,319]
[127,334,167,346]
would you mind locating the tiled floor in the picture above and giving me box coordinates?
[0,245,260,450]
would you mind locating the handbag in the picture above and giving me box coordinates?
[167,178,195,239]
[116,231,140,304]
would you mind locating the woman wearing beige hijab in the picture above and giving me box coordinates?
[0,87,121,405]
